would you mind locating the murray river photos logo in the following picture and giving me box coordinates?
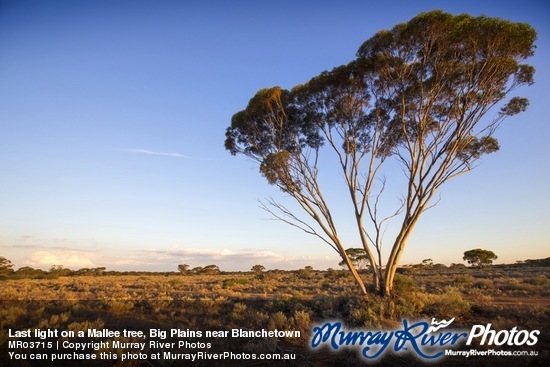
[310,318,540,361]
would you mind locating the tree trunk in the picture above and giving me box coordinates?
[383,217,419,296]
[341,253,368,296]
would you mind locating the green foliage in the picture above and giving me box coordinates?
[222,278,249,289]
[230,302,247,322]
[191,266,203,274]
[108,300,135,316]
[13,266,49,279]
[474,279,495,290]
[349,302,384,328]
[392,274,418,294]
[463,248,498,267]
[297,266,314,279]
[0,257,14,276]
[177,264,190,274]
[188,265,221,275]
[49,265,72,277]
[14,266,37,276]
[259,150,300,191]
[268,311,289,330]
[454,274,474,285]
[251,265,266,274]
[421,259,433,267]
[425,287,471,318]
[338,248,370,270]
[291,310,311,341]
[391,274,431,318]
[450,263,467,270]
[523,276,547,286]
[517,257,550,267]
[325,268,349,279]
[202,264,221,275]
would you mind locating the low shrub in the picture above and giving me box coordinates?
[222,278,249,289]
[523,276,547,286]
[454,274,474,285]
[425,287,470,318]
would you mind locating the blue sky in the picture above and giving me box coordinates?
[1,0,548,271]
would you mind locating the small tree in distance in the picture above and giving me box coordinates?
[0,256,14,276]
[421,259,434,268]
[178,264,190,275]
[202,265,220,275]
[338,248,370,270]
[463,249,498,267]
[251,264,265,274]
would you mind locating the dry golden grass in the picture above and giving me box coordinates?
[1,266,548,366]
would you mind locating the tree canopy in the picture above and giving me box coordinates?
[225,11,536,296]
[178,264,190,274]
[0,256,14,275]
[338,248,370,270]
[463,249,498,267]
[251,265,266,273]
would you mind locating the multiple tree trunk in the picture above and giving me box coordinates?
[225,11,536,297]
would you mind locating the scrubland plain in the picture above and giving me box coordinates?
[1,264,548,366]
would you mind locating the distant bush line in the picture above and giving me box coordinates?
[0,257,548,281]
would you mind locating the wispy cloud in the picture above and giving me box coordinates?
[136,247,338,271]
[118,148,189,158]
[126,247,290,270]
[149,248,286,264]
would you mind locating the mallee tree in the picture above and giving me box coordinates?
[338,248,370,270]
[0,256,14,276]
[463,249,498,267]
[225,11,536,297]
